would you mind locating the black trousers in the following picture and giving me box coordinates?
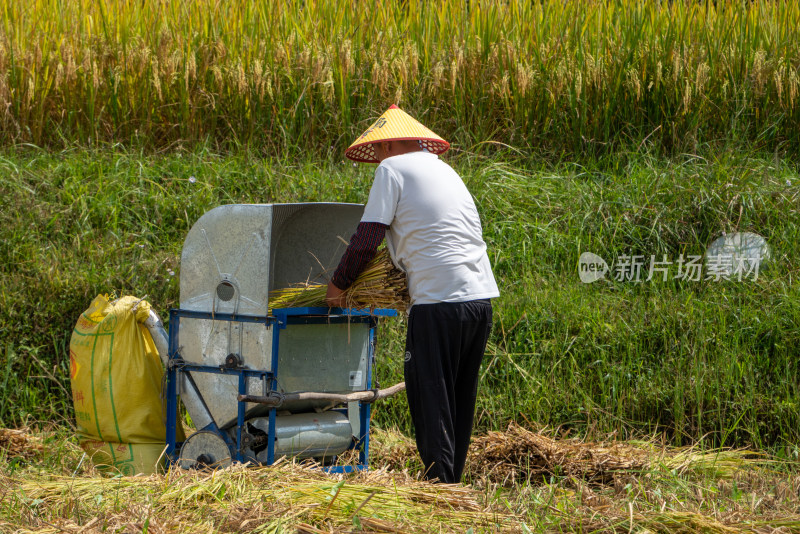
[403,299,493,483]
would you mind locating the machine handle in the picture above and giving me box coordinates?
[238,382,406,406]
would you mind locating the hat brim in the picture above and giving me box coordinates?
[345,137,451,163]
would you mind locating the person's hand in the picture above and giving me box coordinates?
[325,283,347,308]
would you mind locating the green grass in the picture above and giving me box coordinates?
[0,146,798,450]
[1,0,799,155]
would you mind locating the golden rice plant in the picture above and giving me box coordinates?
[0,0,798,153]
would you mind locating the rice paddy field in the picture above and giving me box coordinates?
[1,0,798,154]
[2,0,800,532]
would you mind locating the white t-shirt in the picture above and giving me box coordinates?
[361,151,499,306]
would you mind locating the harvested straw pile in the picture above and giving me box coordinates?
[369,423,756,487]
[468,422,651,484]
[2,427,793,533]
[0,428,43,461]
[369,428,424,474]
[5,460,519,532]
[269,248,409,312]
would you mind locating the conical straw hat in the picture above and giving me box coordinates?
[345,105,450,163]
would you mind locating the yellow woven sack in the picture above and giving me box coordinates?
[70,294,178,445]
[80,440,166,475]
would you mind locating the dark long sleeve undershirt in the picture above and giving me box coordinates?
[330,222,388,290]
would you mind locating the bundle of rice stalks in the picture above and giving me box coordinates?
[658,446,758,480]
[269,248,409,312]
[0,428,44,461]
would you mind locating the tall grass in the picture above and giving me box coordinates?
[0,0,799,154]
[1,147,797,449]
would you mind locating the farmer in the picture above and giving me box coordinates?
[326,105,499,483]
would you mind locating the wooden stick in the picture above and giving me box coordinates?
[238,382,406,406]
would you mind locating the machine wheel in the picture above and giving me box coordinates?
[178,431,232,470]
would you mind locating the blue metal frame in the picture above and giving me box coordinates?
[165,306,397,471]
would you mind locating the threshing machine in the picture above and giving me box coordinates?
[152,203,397,472]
